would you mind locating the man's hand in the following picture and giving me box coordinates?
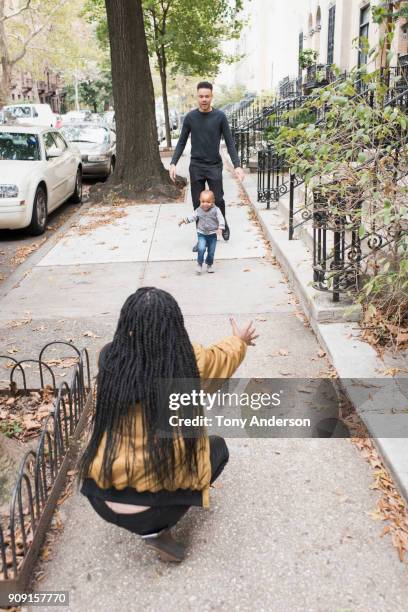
[169,164,177,182]
[217,228,223,238]
[229,317,259,347]
[178,219,185,227]
[234,167,245,183]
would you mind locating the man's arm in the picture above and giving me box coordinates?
[221,113,245,182]
[170,115,191,167]
[221,113,240,169]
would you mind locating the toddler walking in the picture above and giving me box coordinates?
[178,189,225,274]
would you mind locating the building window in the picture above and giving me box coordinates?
[358,4,370,67]
[327,5,336,65]
[308,13,313,36]
[316,6,322,32]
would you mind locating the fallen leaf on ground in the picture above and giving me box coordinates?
[6,346,19,354]
[83,331,100,338]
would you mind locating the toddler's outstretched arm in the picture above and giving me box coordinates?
[178,211,198,226]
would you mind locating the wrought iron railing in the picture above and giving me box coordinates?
[0,342,92,597]
[256,76,408,302]
[279,76,298,99]
[304,64,334,91]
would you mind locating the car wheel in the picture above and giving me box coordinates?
[71,168,83,203]
[103,157,115,181]
[27,185,48,236]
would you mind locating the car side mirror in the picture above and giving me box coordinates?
[47,146,63,159]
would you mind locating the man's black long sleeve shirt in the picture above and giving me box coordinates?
[170,108,240,168]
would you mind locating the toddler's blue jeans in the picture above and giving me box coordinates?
[197,232,217,266]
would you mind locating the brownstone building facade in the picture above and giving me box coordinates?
[9,69,66,112]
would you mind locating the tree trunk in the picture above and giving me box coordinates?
[32,79,40,103]
[104,0,181,198]
[157,47,172,149]
[0,0,11,108]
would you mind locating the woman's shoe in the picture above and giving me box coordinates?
[143,530,186,563]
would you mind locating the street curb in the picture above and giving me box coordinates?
[237,163,408,505]
[0,196,94,302]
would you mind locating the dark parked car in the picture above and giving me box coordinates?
[61,123,116,179]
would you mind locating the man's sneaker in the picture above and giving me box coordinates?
[192,243,198,252]
[207,265,215,273]
[196,264,203,275]
[222,226,230,241]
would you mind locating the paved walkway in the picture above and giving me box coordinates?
[1,154,406,611]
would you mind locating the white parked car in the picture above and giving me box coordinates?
[0,126,82,235]
[3,104,57,127]
[63,110,93,123]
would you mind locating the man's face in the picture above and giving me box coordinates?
[197,88,213,112]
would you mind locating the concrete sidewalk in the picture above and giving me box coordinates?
[1,155,406,611]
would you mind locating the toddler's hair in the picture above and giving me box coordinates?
[200,189,215,202]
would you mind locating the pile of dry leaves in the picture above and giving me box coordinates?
[69,206,128,236]
[0,387,54,442]
[361,307,408,354]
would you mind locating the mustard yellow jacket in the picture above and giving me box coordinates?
[88,335,247,507]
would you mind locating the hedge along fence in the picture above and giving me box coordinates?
[0,342,92,599]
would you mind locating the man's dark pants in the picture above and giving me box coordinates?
[190,162,228,227]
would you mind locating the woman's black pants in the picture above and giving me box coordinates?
[86,436,229,536]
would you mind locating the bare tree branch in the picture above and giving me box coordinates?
[1,0,32,23]
[10,0,69,66]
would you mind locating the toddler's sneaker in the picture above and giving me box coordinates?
[207,265,215,273]
[196,264,203,275]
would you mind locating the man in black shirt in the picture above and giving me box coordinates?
[170,81,244,248]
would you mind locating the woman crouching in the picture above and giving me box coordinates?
[79,287,257,562]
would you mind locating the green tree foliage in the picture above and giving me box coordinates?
[214,84,248,109]
[64,71,112,112]
[83,0,244,146]
[0,0,101,107]
[274,65,408,345]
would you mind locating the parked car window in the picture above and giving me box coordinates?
[61,125,110,145]
[4,106,32,119]
[53,132,68,150]
[43,132,59,157]
[0,132,40,161]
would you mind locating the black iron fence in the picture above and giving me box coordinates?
[256,80,408,303]
[0,342,92,598]
[304,64,335,92]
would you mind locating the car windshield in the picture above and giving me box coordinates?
[5,106,32,118]
[61,126,109,145]
[0,132,40,161]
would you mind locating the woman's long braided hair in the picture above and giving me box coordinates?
[79,287,204,488]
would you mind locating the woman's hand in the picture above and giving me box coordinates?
[229,317,259,346]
